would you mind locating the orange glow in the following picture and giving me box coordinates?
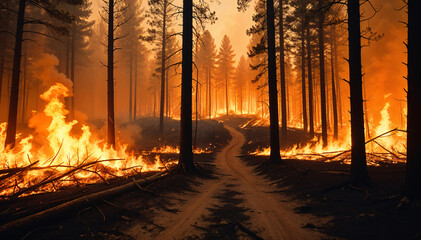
[0,83,168,197]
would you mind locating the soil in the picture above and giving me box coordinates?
[234,119,421,240]
[2,116,420,240]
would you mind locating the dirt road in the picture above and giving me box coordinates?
[125,126,325,239]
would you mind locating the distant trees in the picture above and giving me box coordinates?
[196,30,217,118]
[405,0,421,200]
[216,35,236,116]
[147,0,176,131]
[234,56,249,114]
[119,0,144,123]
[66,0,94,119]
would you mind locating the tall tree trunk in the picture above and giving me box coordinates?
[134,44,138,120]
[159,0,167,131]
[70,25,75,120]
[333,26,342,128]
[166,66,169,117]
[405,0,421,199]
[306,27,314,139]
[21,44,27,124]
[279,0,287,141]
[318,0,328,147]
[208,68,211,118]
[267,0,282,162]
[225,72,228,115]
[179,0,195,172]
[348,0,369,186]
[129,49,133,122]
[301,28,308,132]
[107,0,116,147]
[5,0,26,148]
[330,26,338,140]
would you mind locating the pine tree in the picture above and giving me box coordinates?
[216,35,236,116]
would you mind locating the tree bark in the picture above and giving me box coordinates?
[333,26,342,128]
[405,0,421,199]
[318,0,328,147]
[107,0,116,147]
[225,71,229,115]
[267,0,282,162]
[306,27,314,139]
[129,48,133,122]
[330,26,338,140]
[159,0,167,131]
[301,27,308,132]
[279,0,287,141]
[70,24,76,120]
[347,0,370,186]
[179,0,195,172]
[134,44,138,120]
[5,0,26,148]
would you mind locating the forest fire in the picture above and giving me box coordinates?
[0,83,166,198]
[250,100,406,166]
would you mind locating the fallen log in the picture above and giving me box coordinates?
[0,170,169,238]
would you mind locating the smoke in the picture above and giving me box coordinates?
[33,53,73,94]
[361,0,407,129]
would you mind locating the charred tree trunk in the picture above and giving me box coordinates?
[301,28,308,132]
[333,26,342,128]
[134,44,138,120]
[279,0,287,141]
[347,0,369,186]
[107,0,116,147]
[5,0,26,148]
[225,72,229,115]
[21,44,27,124]
[129,49,133,122]
[179,0,195,172]
[159,0,167,131]
[306,27,314,139]
[405,0,421,199]
[70,25,75,120]
[330,25,338,140]
[318,0,328,147]
[267,0,282,162]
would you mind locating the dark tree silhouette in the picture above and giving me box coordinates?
[278,0,287,141]
[106,0,116,147]
[306,26,315,139]
[179,0,194,172]
[330,25,338,140]
[267,0,282,162]
[405,0,421,200]
[347,0,370,186]
[318,0,328,147]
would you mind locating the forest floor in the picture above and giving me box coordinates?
[3,116,421,239]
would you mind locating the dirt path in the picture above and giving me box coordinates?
[125,126,325,239]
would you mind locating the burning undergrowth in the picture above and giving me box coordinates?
[239,102,406,166]
[0,54,171,198]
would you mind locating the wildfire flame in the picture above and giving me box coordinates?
[0,83,167,197]
[250,99,406,166]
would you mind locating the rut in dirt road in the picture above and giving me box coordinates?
[126,126,324,240]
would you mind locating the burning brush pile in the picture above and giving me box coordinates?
[0,54,171,199]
